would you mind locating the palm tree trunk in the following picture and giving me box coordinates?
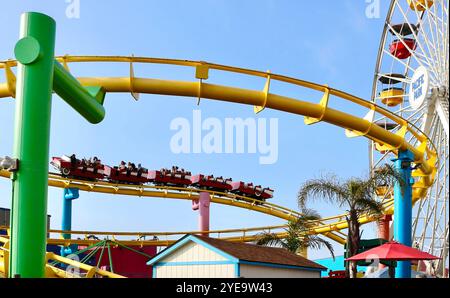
[349,210,360,278]
[345,218,351,278]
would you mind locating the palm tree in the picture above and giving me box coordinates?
[256,209,335,260]
[297,164,403,278]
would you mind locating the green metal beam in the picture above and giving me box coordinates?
[53,61,105,124]
[9,12,106,278]
[10,12,56,278]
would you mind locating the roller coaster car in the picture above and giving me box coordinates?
[227,181,274,201]
[389,38,417,59]
[51,155,105,180]
[190,174,232,191]
[147,168,192,187]
[103,165,149,185]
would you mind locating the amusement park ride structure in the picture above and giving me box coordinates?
[0,0,448,278]
[371,0,448,277]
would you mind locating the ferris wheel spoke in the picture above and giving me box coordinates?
[412,193,428,239]
[412,34,442,85]
[420,191,439,248]
[396,1,442,74]
[423,3,446,81]
[410,2,440,63]
[395,2,443,80]
[443,0,449,83]
[387,22,441,79]
[435,0,448,69]
[381,48,440,85]
[416,1,448,85]
[428,0,447,47]
[372,152,390,169]
[430,127,444,253]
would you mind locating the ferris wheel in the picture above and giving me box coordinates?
[370,0,449,276]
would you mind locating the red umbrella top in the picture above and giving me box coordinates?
[346,241,440,261]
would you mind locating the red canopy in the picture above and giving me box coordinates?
[346,241,440,261]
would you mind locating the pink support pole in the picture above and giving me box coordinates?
[192,192,211,236]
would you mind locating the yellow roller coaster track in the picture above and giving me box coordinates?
[0,55,438,248]
[0,236,124,278]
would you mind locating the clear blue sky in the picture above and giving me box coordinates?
[0,0,390,259]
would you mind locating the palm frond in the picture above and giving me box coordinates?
[291,209,322,231]
[299,208,322,220]
[354,196,384,216]
[303,235,335,260]
[297,177,348,210]
[365,164,405,193]
[255,232,286,248]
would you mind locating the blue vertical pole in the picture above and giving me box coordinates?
[393,150,414,278]
[61,188,79,257]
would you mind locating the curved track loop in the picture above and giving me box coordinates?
[0,55,438,246]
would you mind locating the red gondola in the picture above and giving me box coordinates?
[190,174,232,192]
[147,167,192,187]
[50,155,105,180]
[104,165,149,185]
[389,38,417,59]
[227,181,274,201]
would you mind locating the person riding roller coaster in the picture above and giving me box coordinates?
[119,161,126,171]
[126,162,137,176]
[80,158,87,172]
[92,156,100,174]
[136,163,147,177]
[70,154,77,168]
[171,166,179,177]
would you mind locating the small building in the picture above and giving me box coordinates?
[147,234,326,278]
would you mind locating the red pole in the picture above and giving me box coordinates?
[377,215,392,269]
[377,215,392,240]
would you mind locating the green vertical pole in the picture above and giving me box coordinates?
[9,12,56,278]
[107,242,114,273]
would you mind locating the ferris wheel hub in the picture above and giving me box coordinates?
[431,86,448,99]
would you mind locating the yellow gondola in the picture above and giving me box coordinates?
[379,88,404,107]
[407,0,434,11]
[376,185,391,197]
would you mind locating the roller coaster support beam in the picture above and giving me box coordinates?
[10,12,56,278]
[393,150,414,278]
[192,192,211,236]
[53,61,105,124]
[61,188,79,257]
[10,12,106,278]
